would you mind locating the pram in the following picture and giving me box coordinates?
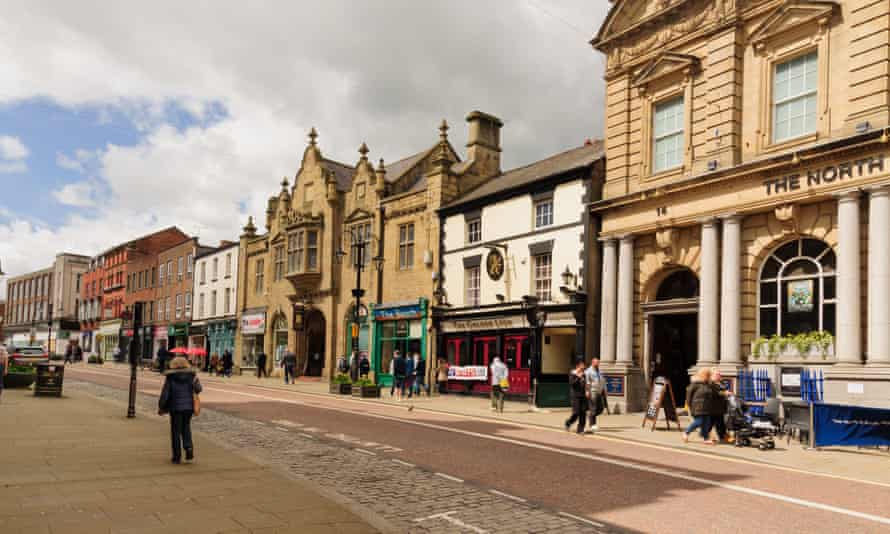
[725,395,780,450]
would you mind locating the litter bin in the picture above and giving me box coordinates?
[34,363,65,397]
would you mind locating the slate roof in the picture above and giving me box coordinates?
[320,158,356,192]
[441,141,604,210]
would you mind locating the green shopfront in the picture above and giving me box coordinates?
[168,323,189,349]
[207,319,236,358]
[371,299,428,387]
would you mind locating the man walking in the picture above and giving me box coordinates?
[283,350,297,384]
[565,359,588,434]
[64,340,83,364]
[256,351,267,379]
[413,354,427,397]
[392,350,407,401]
[584,357,605,433]
[489,357,509,413]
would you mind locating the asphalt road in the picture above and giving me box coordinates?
[68,366,890,534]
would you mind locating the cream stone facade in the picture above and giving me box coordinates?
[593,0,890,410]
[235,112,502,381]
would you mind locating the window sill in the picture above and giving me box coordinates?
[643,164,686,184]
[760,132,819,156]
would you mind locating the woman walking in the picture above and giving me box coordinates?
[682,368,711,443]
[705,368,729,443]
[158,357,203,464]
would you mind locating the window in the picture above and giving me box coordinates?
[307,230,319,271]
[534,199,553,228]
[399,223,415,269]
[177,257,184,280]
[157,300,163,321]
[274,245,285,281]
[533,253,552,302]
[467,218,481,244]
[185,292,191,318]
[351,223,372,267]
[175,294,182,319]
[167,260,173,282]
[200,262,206,283]
[224,287,231,314]
[356,182,366,199]
[186,254,193,278]
[159,263,165,286]
[288,232,303,273]
[465,266,480,307]
[225,253,232,277]
[151,267,156,287]
[758,238,836,338]
[165,297,170,321]
[652,95,685,173]
[211,290,217,317]
[199,293,205,317]
[255,259,265,295]
[212,258,219,280]
[773,52,818,143]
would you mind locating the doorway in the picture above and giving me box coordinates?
[304,310,325,377]
[651,314,698,406]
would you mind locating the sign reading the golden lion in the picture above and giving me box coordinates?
[440,316,527,333]
[763,155,886,196]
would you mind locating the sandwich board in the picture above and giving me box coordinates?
[642,376,681,431]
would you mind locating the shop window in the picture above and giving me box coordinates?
[504,335,531,369]
[652,95,684,173]
[534,199,553,228]
[241,335,263,368]
[773,52,817,143]
[467,218,481,244]
[399,223,415,269]
[274,314,288,366]
[758,238,836,337]
[534,253,552,302]
[465,266,480,307]
[473,336,498,367]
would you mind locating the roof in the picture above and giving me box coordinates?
[384,147,433,183]
[441,141,604,211]
[321,158,355,192]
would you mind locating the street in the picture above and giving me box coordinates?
[67,366,890,533]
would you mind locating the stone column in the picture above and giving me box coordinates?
[720,214,742,364]
[837,191,862,364]
[616,236,635,364]
[698,219,720,365]
[868,187,890,364]
[599,239,618,363]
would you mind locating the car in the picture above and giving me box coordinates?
[9,346,49,366]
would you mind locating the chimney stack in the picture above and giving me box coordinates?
[465,110,503,178]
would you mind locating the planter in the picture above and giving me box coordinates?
[330,383,352,395]
[3,372,36,389]
[353,385,381,398]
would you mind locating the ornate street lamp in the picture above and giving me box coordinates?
[522,295,547,411]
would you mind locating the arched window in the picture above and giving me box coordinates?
[655,269,699,301]
[758,238,836,337]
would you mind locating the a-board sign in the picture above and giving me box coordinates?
[604,374,625,396]
[642,376,681,431]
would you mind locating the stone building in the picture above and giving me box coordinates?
[592,0,890,410]
[235,112,502,379]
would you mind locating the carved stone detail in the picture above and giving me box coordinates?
[655,226,679,265]
[775,204,799,236]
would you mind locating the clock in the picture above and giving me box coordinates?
[486,249,505,281]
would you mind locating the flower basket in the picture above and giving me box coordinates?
[351,380,381,398]
[751,331,835,361]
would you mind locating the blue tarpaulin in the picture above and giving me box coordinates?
[813,403,890,447]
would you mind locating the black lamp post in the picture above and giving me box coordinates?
[560,266,587,361]
[335,227,384,379]
[122,302,142,418]
[522,295,548,410]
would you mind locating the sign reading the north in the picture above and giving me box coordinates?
[763,155,886,196]
[447,365,488,381]
[486,249,505,281]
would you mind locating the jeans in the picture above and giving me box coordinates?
[706,415,727,440]
[491,385,505,413]
[685,415,711,438]
[565,397,587,433]
[587,394,603,428]
[284,365,295,384]
[257,365,267,378]
[170,411,194,460]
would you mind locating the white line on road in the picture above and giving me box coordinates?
[271,420,303,428]
[299,433,316,440]
[355,448,377,456]
[434,472,464,483]
[254,421,266,425]
[275,427,290,432]
[490,489,527,503]
[559,511,605,528]
[414,511,487,534]
[391,459,415,468]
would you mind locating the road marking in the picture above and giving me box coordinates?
[254,421,266,426]
[275,427,290,432]
[559,511,605,528]
[355,448,376,456]
[378,446,403,453]
[434,472,464,483]
[362,441,381,448]
[302,427,323,433]
[391,459,415,468]
[490,489,526,503]
[414,511,487,534]
[272,420,303,428]
[299,433,316,440]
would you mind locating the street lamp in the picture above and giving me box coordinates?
[334,226,384,379]
[522,295,548,411]
[559,266,587,364]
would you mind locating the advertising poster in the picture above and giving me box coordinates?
[788,280,814,312]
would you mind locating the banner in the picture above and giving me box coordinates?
[447,365,488,381]
[813,403,890,447]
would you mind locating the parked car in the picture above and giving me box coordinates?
[9,346,50,366]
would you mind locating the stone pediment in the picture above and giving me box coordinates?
[344,208,373,224]
[633,52,700,87]
[595,0,690,47]
[748,1,838,49]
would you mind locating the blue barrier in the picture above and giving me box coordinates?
[800,370,824,402]
[813,403,890,447]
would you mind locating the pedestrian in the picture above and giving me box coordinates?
[256,351,267,379]
[349,351,359,382]
[584,357,605,433]
[64,340,83,364]
[359,354,370,379]
[0,345,8,403]
[413,354,427,397]
[113,346,121,363]
[392,351,407,401]
[389,356,396,396]
[437,358,449,394]
[489,357,509,413]
[404,353,416,398]
[209,353,219,376]
[705,368,730,443]
[565,359,588,434]
[157,345,169,373]
[682,368,712,443]
[158,356,202,464]
[283,350,297,384]
[222,350,234,378]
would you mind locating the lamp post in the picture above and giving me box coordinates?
[335,227,384,379]
[522,295,547,411]
[559,266,587,361]
[122,303,142,418]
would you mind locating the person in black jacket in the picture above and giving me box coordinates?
[704,368,729,443]
[359,354,370,379]
[222,350,234,377]
[683,368,712,443]
[158,357,203,464]
[256,351,267,378]
[564,359,588,434]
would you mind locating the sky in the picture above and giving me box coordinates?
[0,1,610,296]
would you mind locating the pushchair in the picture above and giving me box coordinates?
[725,395,780,450]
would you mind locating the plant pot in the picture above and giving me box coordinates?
[330,383,352,394]
[360,385,381,398]
[4,372,36,389]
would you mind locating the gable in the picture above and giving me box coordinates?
[344,208,374,224]
[593,0,694,49]
[748,1,839,49]
[633,52,700,87]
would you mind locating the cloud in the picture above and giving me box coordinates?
[0,0,610,283]
[0,135,28,160]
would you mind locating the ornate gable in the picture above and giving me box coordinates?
[748,1,838,50]
[633,52,700,87]
[344,208,373,224]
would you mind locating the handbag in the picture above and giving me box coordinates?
[192,377,201,417]
[498,378,509,390]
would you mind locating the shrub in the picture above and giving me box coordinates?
[8,364,35,374]
[353,378,375,388]
[88,355,104,364]
[332,373,352,384]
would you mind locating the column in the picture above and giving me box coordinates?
[616,236,635,364]
[720,215,742,364]
[868,187,890,364]
[837,191,862,364]
[599,239,618,363]
[698,219,720,364]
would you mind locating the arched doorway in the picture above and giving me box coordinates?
[644,269,699,406]
[304,309,326,377]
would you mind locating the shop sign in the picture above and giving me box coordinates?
[441,315,527,333]
[241,312,266,334]
[373,305,422,321]
[447,365,488,381]
[123,329,134,338]
[168,324,188,337]
[763,155,886,196]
